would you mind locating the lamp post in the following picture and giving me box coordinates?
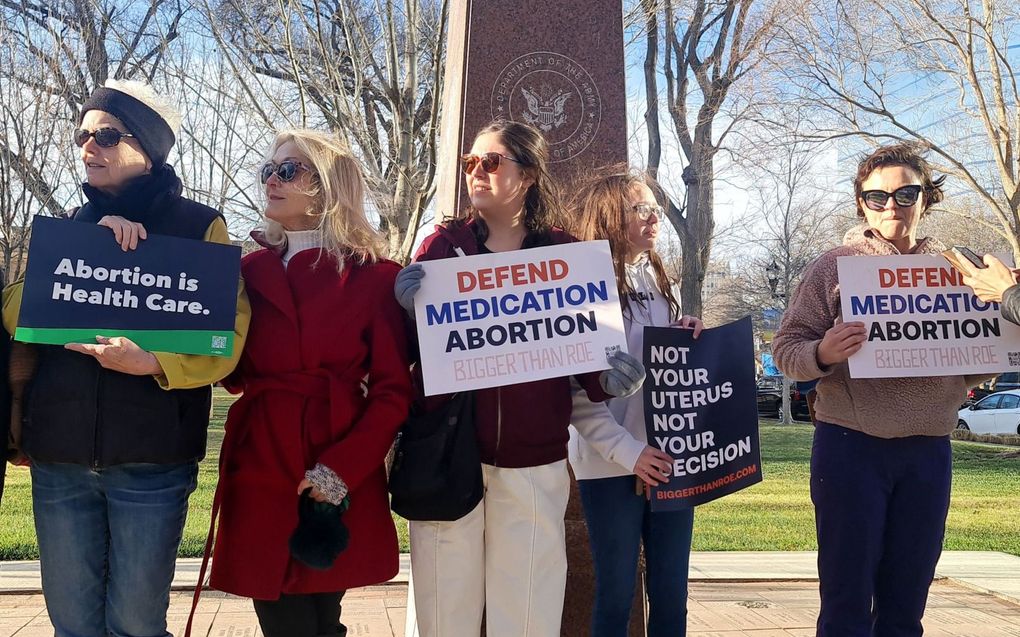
[765,259,792,424]
[766,260,781,300]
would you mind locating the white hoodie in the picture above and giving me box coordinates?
[568,255,678,479]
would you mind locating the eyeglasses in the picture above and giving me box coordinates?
[631,203,664,221]
[259,160,314,184]
[73,127,135,148]
[861,185,923,211]
[461,152,522,175]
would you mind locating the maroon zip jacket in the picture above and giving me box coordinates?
[413,219,610,468]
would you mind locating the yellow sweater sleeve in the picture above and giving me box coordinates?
[152,217,251,390]
[2,280,23,336]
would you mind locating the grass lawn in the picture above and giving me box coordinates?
[690,425,1020,555]
[2,394,1018,560]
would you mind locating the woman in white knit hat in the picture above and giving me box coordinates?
[2,79,249,637]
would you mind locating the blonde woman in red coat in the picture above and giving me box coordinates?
[209,129,412,637]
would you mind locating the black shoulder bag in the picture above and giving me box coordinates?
[389,391,483,521]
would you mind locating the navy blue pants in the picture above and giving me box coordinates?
[579,475,694,637]
[811,422,952,637]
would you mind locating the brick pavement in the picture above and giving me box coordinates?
[2,579,1019,636]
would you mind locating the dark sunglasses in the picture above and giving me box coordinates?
[461,152,522,175]
[73,127,135,148]
[260,160,314,184]
[861,185,923,211]
[632,203,664,221]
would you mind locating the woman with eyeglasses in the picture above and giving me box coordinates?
[0,79,250,637]
[393,120,646,637]
[206,129,412,637]
[566,167,703,637]
[773,143,992,637]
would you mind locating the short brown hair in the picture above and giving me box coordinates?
[853,142,946,218]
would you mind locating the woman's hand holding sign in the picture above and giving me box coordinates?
[671,315,704,338]
[65,335,163,375]
[394,263,424,317]
[98,215,147,251]
[600,350,646,397]
[633,445,672,487]
[816,321,868,368]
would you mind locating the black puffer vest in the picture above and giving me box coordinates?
[23,166,223,467]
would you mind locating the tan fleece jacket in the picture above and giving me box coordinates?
[773,224,992,438]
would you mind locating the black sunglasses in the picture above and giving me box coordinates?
[861,185,923,211]
[260,160,314,184]
[73,127,135,148]
[461,152,522,175]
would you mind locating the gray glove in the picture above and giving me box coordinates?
[394,262,424,317]
[600,350,646,397]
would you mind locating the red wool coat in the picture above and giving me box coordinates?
[209,248,412,599]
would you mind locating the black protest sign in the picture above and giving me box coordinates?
[642,316,762,511]
[16,215,240,356]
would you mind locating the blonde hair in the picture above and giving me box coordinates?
[261,129,386,271]
[103,78,182,136]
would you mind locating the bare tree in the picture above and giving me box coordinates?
[780,0,1020,256]
[920,193,1014,257]
[0,0,187,211]
[706,132,846,420]
[639,0,787,316]
[0,19,79,280]
[207,0,448,261]
[160,33,275,235]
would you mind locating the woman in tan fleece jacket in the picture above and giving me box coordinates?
[774,143,990,637]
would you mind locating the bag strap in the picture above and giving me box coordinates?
[182,483,221,637]
[183,419,238,636]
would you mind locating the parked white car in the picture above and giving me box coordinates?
[957,389,1020,435]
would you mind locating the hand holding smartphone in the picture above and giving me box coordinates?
[943,246,987,274]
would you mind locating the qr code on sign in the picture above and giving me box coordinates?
[211,335,227,350]
[1009,352,1020,367]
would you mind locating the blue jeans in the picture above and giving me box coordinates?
[812,422,952,637]
[578,475,695,637]
[31,461,199,637]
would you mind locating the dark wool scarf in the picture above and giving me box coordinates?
[77,165,183,225]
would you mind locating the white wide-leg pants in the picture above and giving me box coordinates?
[407,460,570,637]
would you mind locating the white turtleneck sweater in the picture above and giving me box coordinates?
[281,229,322,267]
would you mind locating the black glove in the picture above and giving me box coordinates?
[288,488,350,570]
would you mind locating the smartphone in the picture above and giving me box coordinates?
[943,246,987,273]
[954,246,987,269]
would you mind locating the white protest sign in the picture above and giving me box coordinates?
[838,254,1020,378]
[414,240,626,396]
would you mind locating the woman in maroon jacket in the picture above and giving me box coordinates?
[394,120,645,637]
[209,129,411,637]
